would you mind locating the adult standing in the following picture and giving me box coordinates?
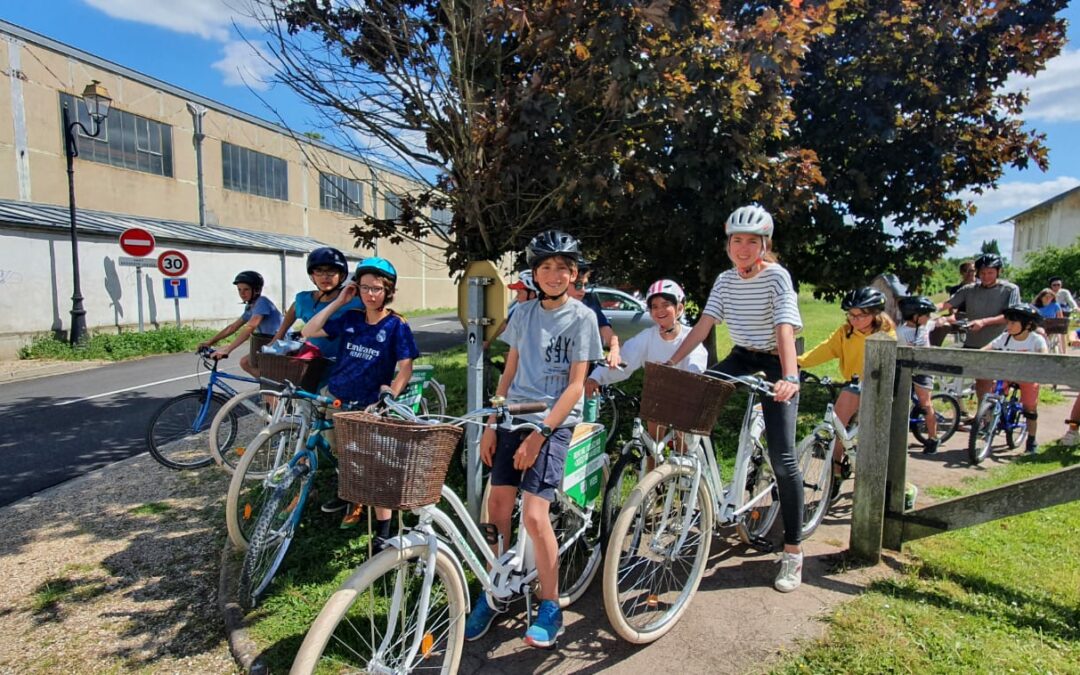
[1050,276,1078,318]
[940,253,1020,401]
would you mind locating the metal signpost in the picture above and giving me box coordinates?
[118,228,156,333]
[118,256,157,332]
[163,278,188,327]
[157,250,189,327]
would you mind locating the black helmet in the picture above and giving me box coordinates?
[306,247,348,278]
[975,253,1003,270]
[233,270,264,291]
[1003,302,1041,326]
[525,230,581,269]
[577,257,592,273]
[898,295,936,319]
[841,287,886,313]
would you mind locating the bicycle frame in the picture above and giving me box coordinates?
[193,352,259,428]
[810,400,859,464]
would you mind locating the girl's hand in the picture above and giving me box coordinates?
[480,427,497,466]
[773,379,799,403]
[606,345,621,369]
[513,432,544,471]
[339,281,359,304]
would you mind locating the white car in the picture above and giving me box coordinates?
[587,286,654,342]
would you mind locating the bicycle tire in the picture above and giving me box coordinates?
[736,442,780,544]
[146,390,228,470]
[796,434,832,539]
[602,462,713,644]
[602,441,647,546]
[967,398,999,465]
[1005,403,1029,449]
[419,379,448,417]
[551,461,609,607]
[912,393,961,445]
[290,545,466,675]
[209,389,275,472]
[238,462,308,610]
[226,421,303,550]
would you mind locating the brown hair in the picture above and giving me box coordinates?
[1034,288,1055,308]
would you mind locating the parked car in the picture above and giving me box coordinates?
[587,286,654,342]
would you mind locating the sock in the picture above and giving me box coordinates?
[375,517,392,539]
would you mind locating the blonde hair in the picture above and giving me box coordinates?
[844,311,895,338]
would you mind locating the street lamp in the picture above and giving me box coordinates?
[63,80,112,346]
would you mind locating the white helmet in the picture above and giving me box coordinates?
[646,279,686,305]
[519,269,538,293]
[725,205,774,239]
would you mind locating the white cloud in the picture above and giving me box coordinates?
[1005,48,1080,122]
[960,175,1080,219]
[81,0,261,42]
[212,40,274,91]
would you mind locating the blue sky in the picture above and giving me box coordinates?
[5,1,1080,260]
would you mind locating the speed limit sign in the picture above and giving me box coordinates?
[157,250,189,277]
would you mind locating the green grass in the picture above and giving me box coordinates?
[30,576,109,613]
[19,325,217,361]
[128,501,173,516]
[400,306,455,318]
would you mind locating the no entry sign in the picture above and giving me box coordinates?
[157,249,189,277]
[119,228,156,257]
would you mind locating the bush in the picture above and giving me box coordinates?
[1011,238,1080,301]
[19,326,218,361]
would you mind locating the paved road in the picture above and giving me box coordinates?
[0,313,464,507]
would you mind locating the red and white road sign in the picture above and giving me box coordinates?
[119,228,156,257]
[157,249,189,277]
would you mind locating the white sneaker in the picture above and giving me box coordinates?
[1062,429,1079,447]
[774,552,803,593]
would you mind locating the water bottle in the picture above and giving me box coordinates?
[583,395,599,423]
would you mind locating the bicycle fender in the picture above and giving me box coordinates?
[387,532,472,614]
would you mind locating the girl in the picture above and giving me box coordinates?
[666,205,805,594]
[301,257,420,532]
[980,303,1047,454]
[1033,287,1065,355]
[798,287,896,491]
[897,296,943,454]
[200,271,283,377]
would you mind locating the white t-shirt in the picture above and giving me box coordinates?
[896,319,937,348]
[590,325,708,386]
[989,331,1048,353]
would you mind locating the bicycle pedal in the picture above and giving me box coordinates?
[747,535,776,553]
[479,522,500,546]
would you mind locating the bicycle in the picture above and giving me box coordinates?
[910,389,961,445]
[592,381,640,452]
[289,396,608,673]
[601,364,821,645]
[144,347,260,470]
[794,375,859,512]
[967,380,1029,464]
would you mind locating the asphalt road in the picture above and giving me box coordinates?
[0,313,464,507]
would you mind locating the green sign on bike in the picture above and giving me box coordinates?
[562,424,606,507]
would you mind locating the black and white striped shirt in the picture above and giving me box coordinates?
[703,265,802,351]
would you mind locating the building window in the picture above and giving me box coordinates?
[431,207,452,236]
[319,173,364,215]
[221,142,288,200]
[59,92,173,177]
[384,192,402,219]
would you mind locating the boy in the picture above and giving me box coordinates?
[466,230,603,648]
[979,303,1047,454]
[200,270,282,377]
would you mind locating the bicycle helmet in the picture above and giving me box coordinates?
[1003,302,1042,327]
[507,269,539,293]
[975,253,1003,270]
[724,205,774,239]
[898,295,936,320]
[306,247,349,278]
[841,287,887,313]
[353,257,398,284]
[646,279,686,305]
[233,270,264,291]
[525,230,582,269]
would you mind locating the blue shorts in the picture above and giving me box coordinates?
[489,426,571,502]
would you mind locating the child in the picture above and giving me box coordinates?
[301,257,420,532]
[465,230,603,648]
[272,247,363,360]
[979,303,1047,454]
[1061,393,1080,447]
[666,205,805,593]
[897,296,943,454]
[199,271,283,377]
[799,287,896,485]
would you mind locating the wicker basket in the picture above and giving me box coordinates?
[640,362,736,434]
[1043,317,1069,335]
[248,334,273,369]
[334,411,463,510]
[259,353,329,392]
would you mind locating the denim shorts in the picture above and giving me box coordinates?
[489,426,571,502]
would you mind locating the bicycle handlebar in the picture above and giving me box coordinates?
[377,391,544,433]
[702,368,776,396]
[506,401,547,415]
[260,376,341,408]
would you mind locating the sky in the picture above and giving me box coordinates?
[4,1,1080,260]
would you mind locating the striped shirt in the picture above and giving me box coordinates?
[703,265,802,351]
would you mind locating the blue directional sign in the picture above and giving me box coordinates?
[163,277,188,299]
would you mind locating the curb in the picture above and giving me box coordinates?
[219,544,268,674]
[0,359,109,385]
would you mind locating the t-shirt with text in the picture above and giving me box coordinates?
[323,311,420,405]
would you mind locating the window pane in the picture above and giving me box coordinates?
[161,127,173,177]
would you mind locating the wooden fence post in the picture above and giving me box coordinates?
[883,360,912,550]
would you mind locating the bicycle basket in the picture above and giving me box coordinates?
[248,333,273,369]
[259,354,329,393]
[640,362,735,434]
[1043,317,1069,335]
[334,411,463,510]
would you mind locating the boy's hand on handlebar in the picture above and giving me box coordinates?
[480,427,497,467]
[773,378,799,403]
[210,350,229,360]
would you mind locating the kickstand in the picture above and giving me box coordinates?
[748,535,776,553]
[523,592,535,628]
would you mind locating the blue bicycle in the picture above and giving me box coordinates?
[967,380,1028,464]
[145,347,259,470]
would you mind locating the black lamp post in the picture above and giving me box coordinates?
[63,80,112,346]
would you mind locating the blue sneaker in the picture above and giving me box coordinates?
[464,594,499,641]
[524,599,564,648]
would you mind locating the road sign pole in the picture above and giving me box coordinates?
[135,266,145,332]
[466,275,493,521]
[174,297,181,328]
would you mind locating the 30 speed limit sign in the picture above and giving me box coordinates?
[157,250,189,277]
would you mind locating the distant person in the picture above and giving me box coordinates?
[897,296,944,454]
[945,260,977,297]
[484,270,538,351]
[199,271,283,377]
[1033,288,1066,356]
[1050,276,1078,319]
[568,258,621,368]
[979,303,1047,454]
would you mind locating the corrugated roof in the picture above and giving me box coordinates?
[0,198,330,254]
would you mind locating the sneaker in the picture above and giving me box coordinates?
[1062,429,1079,447]
[339,504,363,529]
[464,594,501,641]
[321,497,348,513]
[524,599,564,648]
[774,552,803,593]
[921,439,939,455]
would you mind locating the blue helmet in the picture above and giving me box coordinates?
[354,257,398,284]
[306,247,349,278]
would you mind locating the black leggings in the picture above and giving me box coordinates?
[714,347,803,546]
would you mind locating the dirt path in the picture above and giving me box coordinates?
[1,389,1074,674]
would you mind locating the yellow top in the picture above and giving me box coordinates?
[798,324,896,381]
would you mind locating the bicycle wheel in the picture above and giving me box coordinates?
[1005,405,1029,449]
[796,434,832,539]
[419,379,448,417]
[551,461,609,607]
[226,421,303,550]
[238,461,309,610]
[290,544,466,675]
[967,398,999,465]
[912,393,961,445]
[602,462,713,644]
[736,442,780,544]
[146,389,228,469]
[209,389,276,472]
[602,441,648,545]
